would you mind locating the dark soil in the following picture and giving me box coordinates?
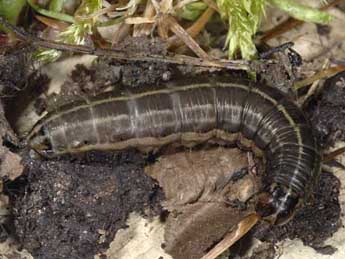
[250,171,341,255]
[227,171,341,259]
[9,151,164,259]
[310,72,345,147]
[0,45,33,96]
[59,37,170,96]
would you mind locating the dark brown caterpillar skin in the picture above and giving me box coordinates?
[27,77,321,225]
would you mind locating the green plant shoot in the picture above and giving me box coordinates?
[216,0,332,60]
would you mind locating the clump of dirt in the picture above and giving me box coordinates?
[0,45,33,96]
[252,46,302,94]
[251,171,341,254]
[3,71,50,130]
[59,37,171,96]
[9,151,164,259]
[58,62,121,96]
[310,72,345,147]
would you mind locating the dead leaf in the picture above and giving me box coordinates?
[146,147,261,259]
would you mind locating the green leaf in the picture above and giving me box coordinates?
[75,0,102,20]
[35,0,102,62]
[216,0,265,59]
[0,0,27,31]
[49,0,65,12]
[269,0,332,24]
[178,2,208,21]
[27,0,75,23]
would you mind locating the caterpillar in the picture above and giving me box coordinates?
[27,76,321,225]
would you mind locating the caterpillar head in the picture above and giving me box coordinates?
[255,184,300,225]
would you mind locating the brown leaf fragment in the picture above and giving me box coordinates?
[0,100,23,180]
[145,147,261,259]
[146,148,254,208]
[0,151,23,181]
[201,214,260,259]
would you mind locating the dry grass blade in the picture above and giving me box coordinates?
[157,14,170,39]
[200,213,260,259]
[125,17,155,25]
[34,15,70,30]
[167,7,215,49]
[133,0,156,37]
[111,23,131,46]
[86,4,120,19]
[202,0,219,11]
[323,146,345,162]
[164,15,209,59]
[297,59,330,105]
[295,65,345,90]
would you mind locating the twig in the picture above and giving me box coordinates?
[84,4,120,19]
[297,60,330,105]
[202,0,219,11]
[200,214,259,259]
[163,15,209,59]
[323,146,345,162]
[34,15,70,30]
[167,7,215,49]
[111,23,131,46]
[157,13,170,39]
[133,0,156,37]
[295,65,345,90]
[0,16,250,71]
